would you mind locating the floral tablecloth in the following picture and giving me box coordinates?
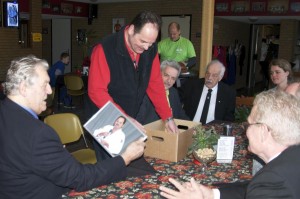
[63,122,253,199]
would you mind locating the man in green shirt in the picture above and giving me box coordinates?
[158,22,196,72]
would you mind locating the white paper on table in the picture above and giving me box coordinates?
[216,136,235,163]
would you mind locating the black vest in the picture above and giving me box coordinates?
[101,27,157,118]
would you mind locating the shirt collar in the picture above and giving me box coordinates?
[204,83,218,92]
[18,104,39,119]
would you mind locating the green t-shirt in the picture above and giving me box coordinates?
[158,36,196,63]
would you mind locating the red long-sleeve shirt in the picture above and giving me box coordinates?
[88,44,172,120]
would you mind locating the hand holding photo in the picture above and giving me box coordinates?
[84,101,147,157]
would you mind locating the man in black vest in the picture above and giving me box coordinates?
[88,11,179,175]
[89,10,178,133]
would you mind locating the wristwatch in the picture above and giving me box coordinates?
[165,117,174,122]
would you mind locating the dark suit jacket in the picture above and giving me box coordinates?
[219,145,300,199]
[0,98,127,199]
[180,78,236,122]
[136,87,189,125]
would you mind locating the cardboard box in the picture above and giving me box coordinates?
[144,119,200,162]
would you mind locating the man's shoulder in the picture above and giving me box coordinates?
[218,81,235,92]
[158,38,171,46]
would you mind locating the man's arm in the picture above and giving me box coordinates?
[224,86,236,122]
[88,44,124,112]
[32,125,128,192]
[186,57,196,69]
[146,54,172,120]
[185,39,196,69]
[146,54,179,133]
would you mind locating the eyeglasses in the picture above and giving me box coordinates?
[243,122,271,132]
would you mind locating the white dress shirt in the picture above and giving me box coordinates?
[193,84,218,124]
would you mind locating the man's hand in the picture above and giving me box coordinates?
[165,118,180,133]
[100,140,109,148]
[179,62,188,73]
[160,178,211,199]
[121,138,145,165]
[97,132,109,137]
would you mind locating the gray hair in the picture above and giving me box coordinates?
[253,90,300,146]
[2,55,49,96]
[206,59,226,79]
[160,60,181,78]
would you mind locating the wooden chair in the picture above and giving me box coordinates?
[236,96,254,107]
[235,96,254,123]
[64,74,86,107]
[44,113,97,164]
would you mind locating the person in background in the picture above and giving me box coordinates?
[269,58,293,91]
[180,60,236,124]
[158,22,196,73]
[259,38,269,90]
[136,60,189,124]
[0,55,145,199]
[160,90,300,199]
[48,52,73,108]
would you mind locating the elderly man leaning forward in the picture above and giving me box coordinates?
[160,90,300,199]
[0,55,145,199]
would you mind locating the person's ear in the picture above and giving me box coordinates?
[128,25,134,36]
[19,81,27,97]
[260,124,270,143]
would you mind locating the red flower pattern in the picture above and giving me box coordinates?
[64,123,253,199]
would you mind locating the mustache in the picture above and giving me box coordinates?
[205,80,213,84]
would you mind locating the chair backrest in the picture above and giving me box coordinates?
[236,96,254,107]
[44,113,83,144]
[64,75,84,91]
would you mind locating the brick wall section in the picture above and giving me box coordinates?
[0,1,42,81]
[279,19,298,62]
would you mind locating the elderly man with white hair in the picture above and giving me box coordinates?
[160,90,300,199]
[181,60,236,124]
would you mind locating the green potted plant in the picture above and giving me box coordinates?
[188,125,220,154]
[189,125,220,164]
